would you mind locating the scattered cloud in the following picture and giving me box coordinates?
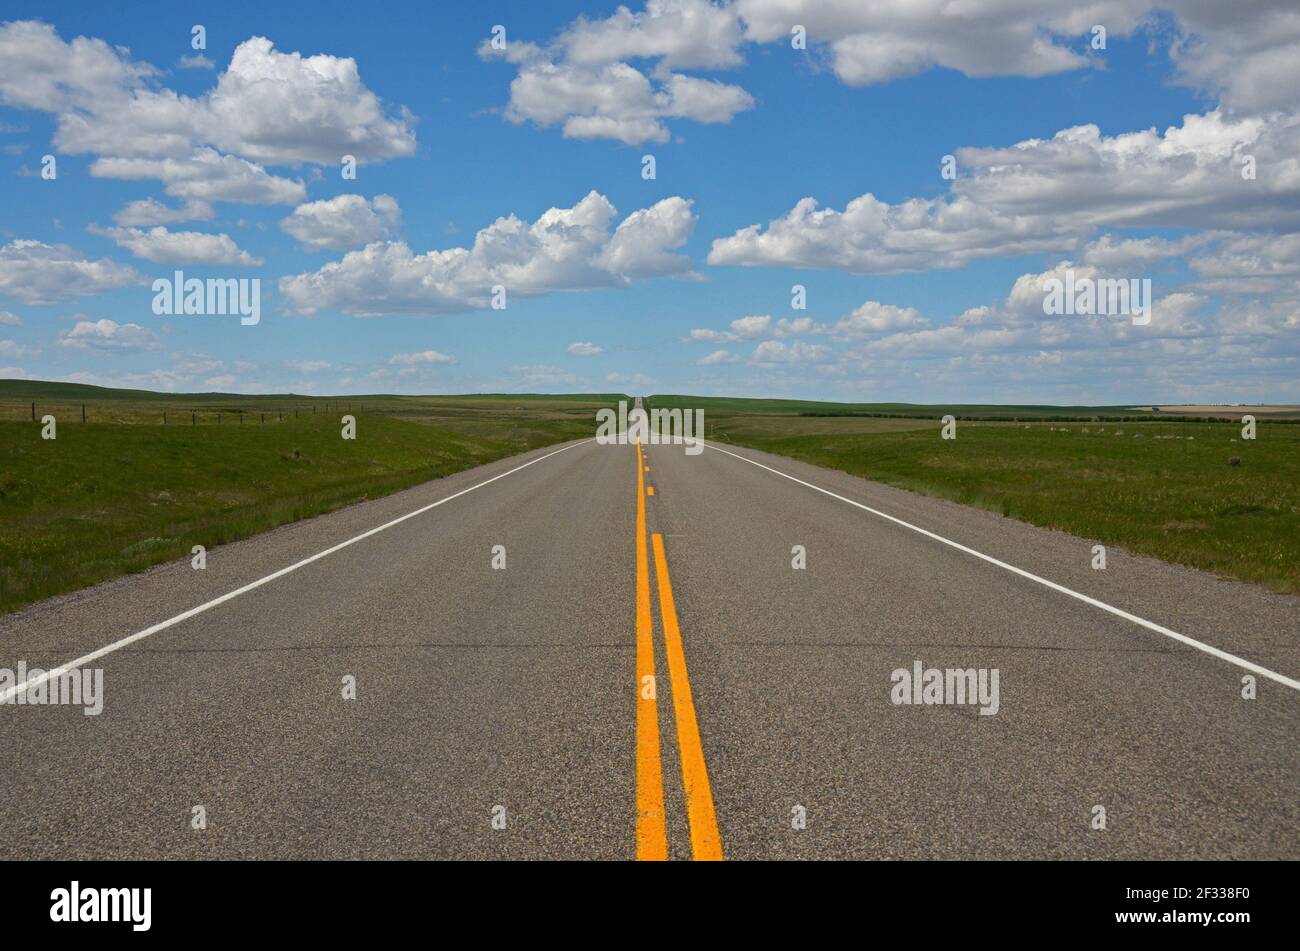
[1188,232,1300,295]
[90,150,306,205]
[0,239,140,305]
[479,0,753,145]
[89,224,262,266]
[280,191,697,317]
[389,349,456,366]
[281,194,401,250]
[750,339,831,364]
[0,339,37,359]
[0,22,416,207]
[593,196,698,276]
[696,348,738,365]
[1080,233,1213,269]
[481,1,1300,145]
[113,198,214,227]
[684,327,739,344]
[56,318,160,352]
[710,110,1300,275]
[831,301,928,336]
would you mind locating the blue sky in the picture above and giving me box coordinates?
[1,1,1297,403]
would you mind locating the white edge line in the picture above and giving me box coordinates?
[1,440,590,703]
[707,442,1300,693]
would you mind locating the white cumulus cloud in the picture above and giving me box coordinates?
[281,194,401,250]
[710,110,1300,275]
[56,318,160,351]
[280,191,698,317]
[0,22,416,207]
[697,348,738,365]
[480,1,754,145]
[112,198,214,227]
[0,239,140,305]
[90,225,261,266]
[389,350,456,366]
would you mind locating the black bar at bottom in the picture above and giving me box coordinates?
[0,859,1283,938]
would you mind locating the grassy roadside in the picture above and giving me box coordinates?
[0,388,615,615]
[647,398,1300,594]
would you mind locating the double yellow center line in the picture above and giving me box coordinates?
[634,442,723,861]
[635,441,668,859]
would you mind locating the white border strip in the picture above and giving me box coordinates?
[1,440,589,703]
[707,443,1300,693]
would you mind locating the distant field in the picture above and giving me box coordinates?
[0,378,623,426]
[0,380,616,614]
[646,393,1300,421]
[647,398,1300,594]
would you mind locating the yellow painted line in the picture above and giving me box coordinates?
[634,442,667,860]
[651,532,724,861]
[647,486,655,496]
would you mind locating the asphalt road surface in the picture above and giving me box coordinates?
[2,424,1297,859]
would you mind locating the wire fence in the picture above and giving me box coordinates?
[2,401,370,425]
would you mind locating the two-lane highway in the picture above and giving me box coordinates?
[1,428,1296,859]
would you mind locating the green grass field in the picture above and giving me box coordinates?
[657,401,1299,593]
[645,393,1300,422]
[0,381,616,614]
